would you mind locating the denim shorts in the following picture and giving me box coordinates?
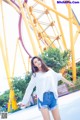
[38,92,57,110]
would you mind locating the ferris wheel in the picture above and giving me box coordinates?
[0,0,80,112]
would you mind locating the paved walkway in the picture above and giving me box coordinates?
[0,91,80,120]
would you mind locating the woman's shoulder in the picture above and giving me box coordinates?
[48,68,54,72]
[48,68,58,74]
[47,68,54,74]
[48,67,52,70]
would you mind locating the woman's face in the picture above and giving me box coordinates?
[33,58,42,68]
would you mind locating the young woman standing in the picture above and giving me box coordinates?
[20,56,74,120]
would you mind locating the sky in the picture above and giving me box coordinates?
[0,1,31,93]
[0,0,80,94]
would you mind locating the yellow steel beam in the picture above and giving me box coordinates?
[11,38,19,77]
[68,4,76,82]
[0,0,2,4]
[8,89,18,111]
[0,39,16,111]
[73,31,79,44]
[64,0,80,31]
[51,0,67,50]
[35,0,79,27]
[18,0,38,56]
[18,39,28,73]
[0,37,18,112]
[4,0,20,13]
[24,3,42,53]
[0,36,11,87]
[0,2,18,112]
[28,57,30,72]
[1,2,10,70]
[64,0,80,45]
[12,38,28,77]
[35,0,69,21]
[28,8,56,48]
[72,16,80,30]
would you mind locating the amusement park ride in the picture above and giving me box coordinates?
[0,0,80,112]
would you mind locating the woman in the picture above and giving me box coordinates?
[20,56,74,120]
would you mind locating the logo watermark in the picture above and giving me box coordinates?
[0,112,8,119]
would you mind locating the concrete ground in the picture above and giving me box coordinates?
[0,91,80,120]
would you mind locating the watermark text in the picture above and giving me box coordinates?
[57,1,80,4]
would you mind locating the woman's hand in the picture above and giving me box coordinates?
[18,103,27,109]
[62,76,75,87]
[67,81,75,87]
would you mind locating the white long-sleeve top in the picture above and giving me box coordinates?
[22,69,62,105]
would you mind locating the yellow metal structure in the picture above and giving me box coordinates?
[0,0,80,111]
[0,1,18,112]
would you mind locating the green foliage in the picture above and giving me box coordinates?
[25,72,32,84]
[0,90,9,106]
[68,79,80,92]
[76,62,80,79]
[13,89,23,102]
[12,78,27,94]
[76,61,80,66]
[0,72,32,107]
[76,66,80,76]
[1,47,80,110]
[40,47,71,72]
[66,64,80,80]
[75,79,80,89]
[12,72,31,102]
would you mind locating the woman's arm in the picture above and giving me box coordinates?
[61,76,74,87]
[20,76,36,107]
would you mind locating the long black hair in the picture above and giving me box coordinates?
[31,56,49,74]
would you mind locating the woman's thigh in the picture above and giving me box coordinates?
[40,108,50,120]
[51,107,61,120]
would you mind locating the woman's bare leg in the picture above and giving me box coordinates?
[40,108,50,120]
[51,107,61,120]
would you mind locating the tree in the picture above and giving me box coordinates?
[40,47,71,72]
[0,90,9,106]
[12,72,31,102]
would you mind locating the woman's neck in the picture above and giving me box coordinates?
[38,67,42,71]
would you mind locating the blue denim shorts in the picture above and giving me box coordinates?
[38,92,57,110]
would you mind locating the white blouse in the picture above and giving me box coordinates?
[22,69,62,105]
